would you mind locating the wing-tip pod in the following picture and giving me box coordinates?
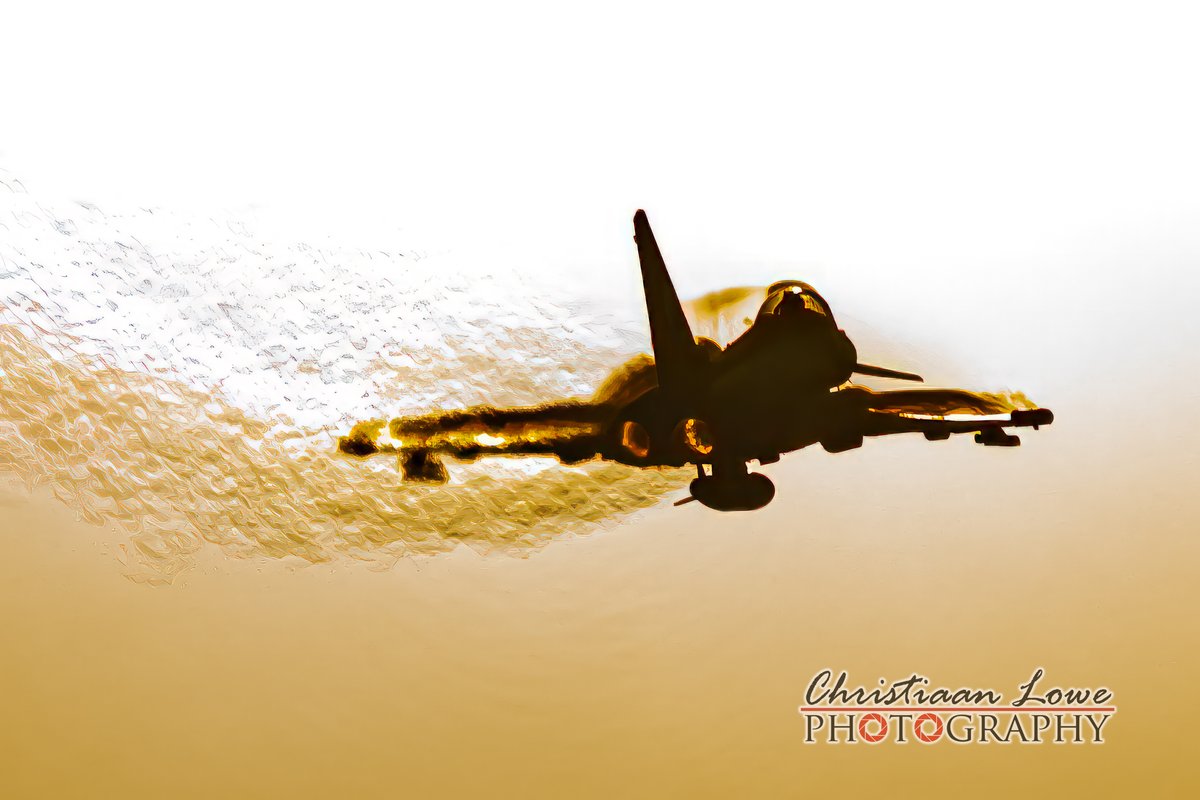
[975,407,1054,445]
[1010,408,1054,428]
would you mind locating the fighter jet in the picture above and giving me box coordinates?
[338,211,1053,511]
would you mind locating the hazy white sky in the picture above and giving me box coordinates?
[3,13,1197,796]
[4,1,1199,386]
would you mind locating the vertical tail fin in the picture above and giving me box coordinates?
[633,210,701,394]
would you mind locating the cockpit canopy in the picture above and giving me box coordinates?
[756,281,835,322]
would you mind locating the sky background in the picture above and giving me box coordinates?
[2,2,1198,797]
[6,2,1199,380]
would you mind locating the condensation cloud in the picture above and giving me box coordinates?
[0,181,688,582]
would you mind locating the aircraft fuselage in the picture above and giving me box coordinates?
[602,283,861,469]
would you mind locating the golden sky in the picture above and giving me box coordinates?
[2,3,1199,797]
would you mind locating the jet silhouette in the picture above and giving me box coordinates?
[339,211,1053,511]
